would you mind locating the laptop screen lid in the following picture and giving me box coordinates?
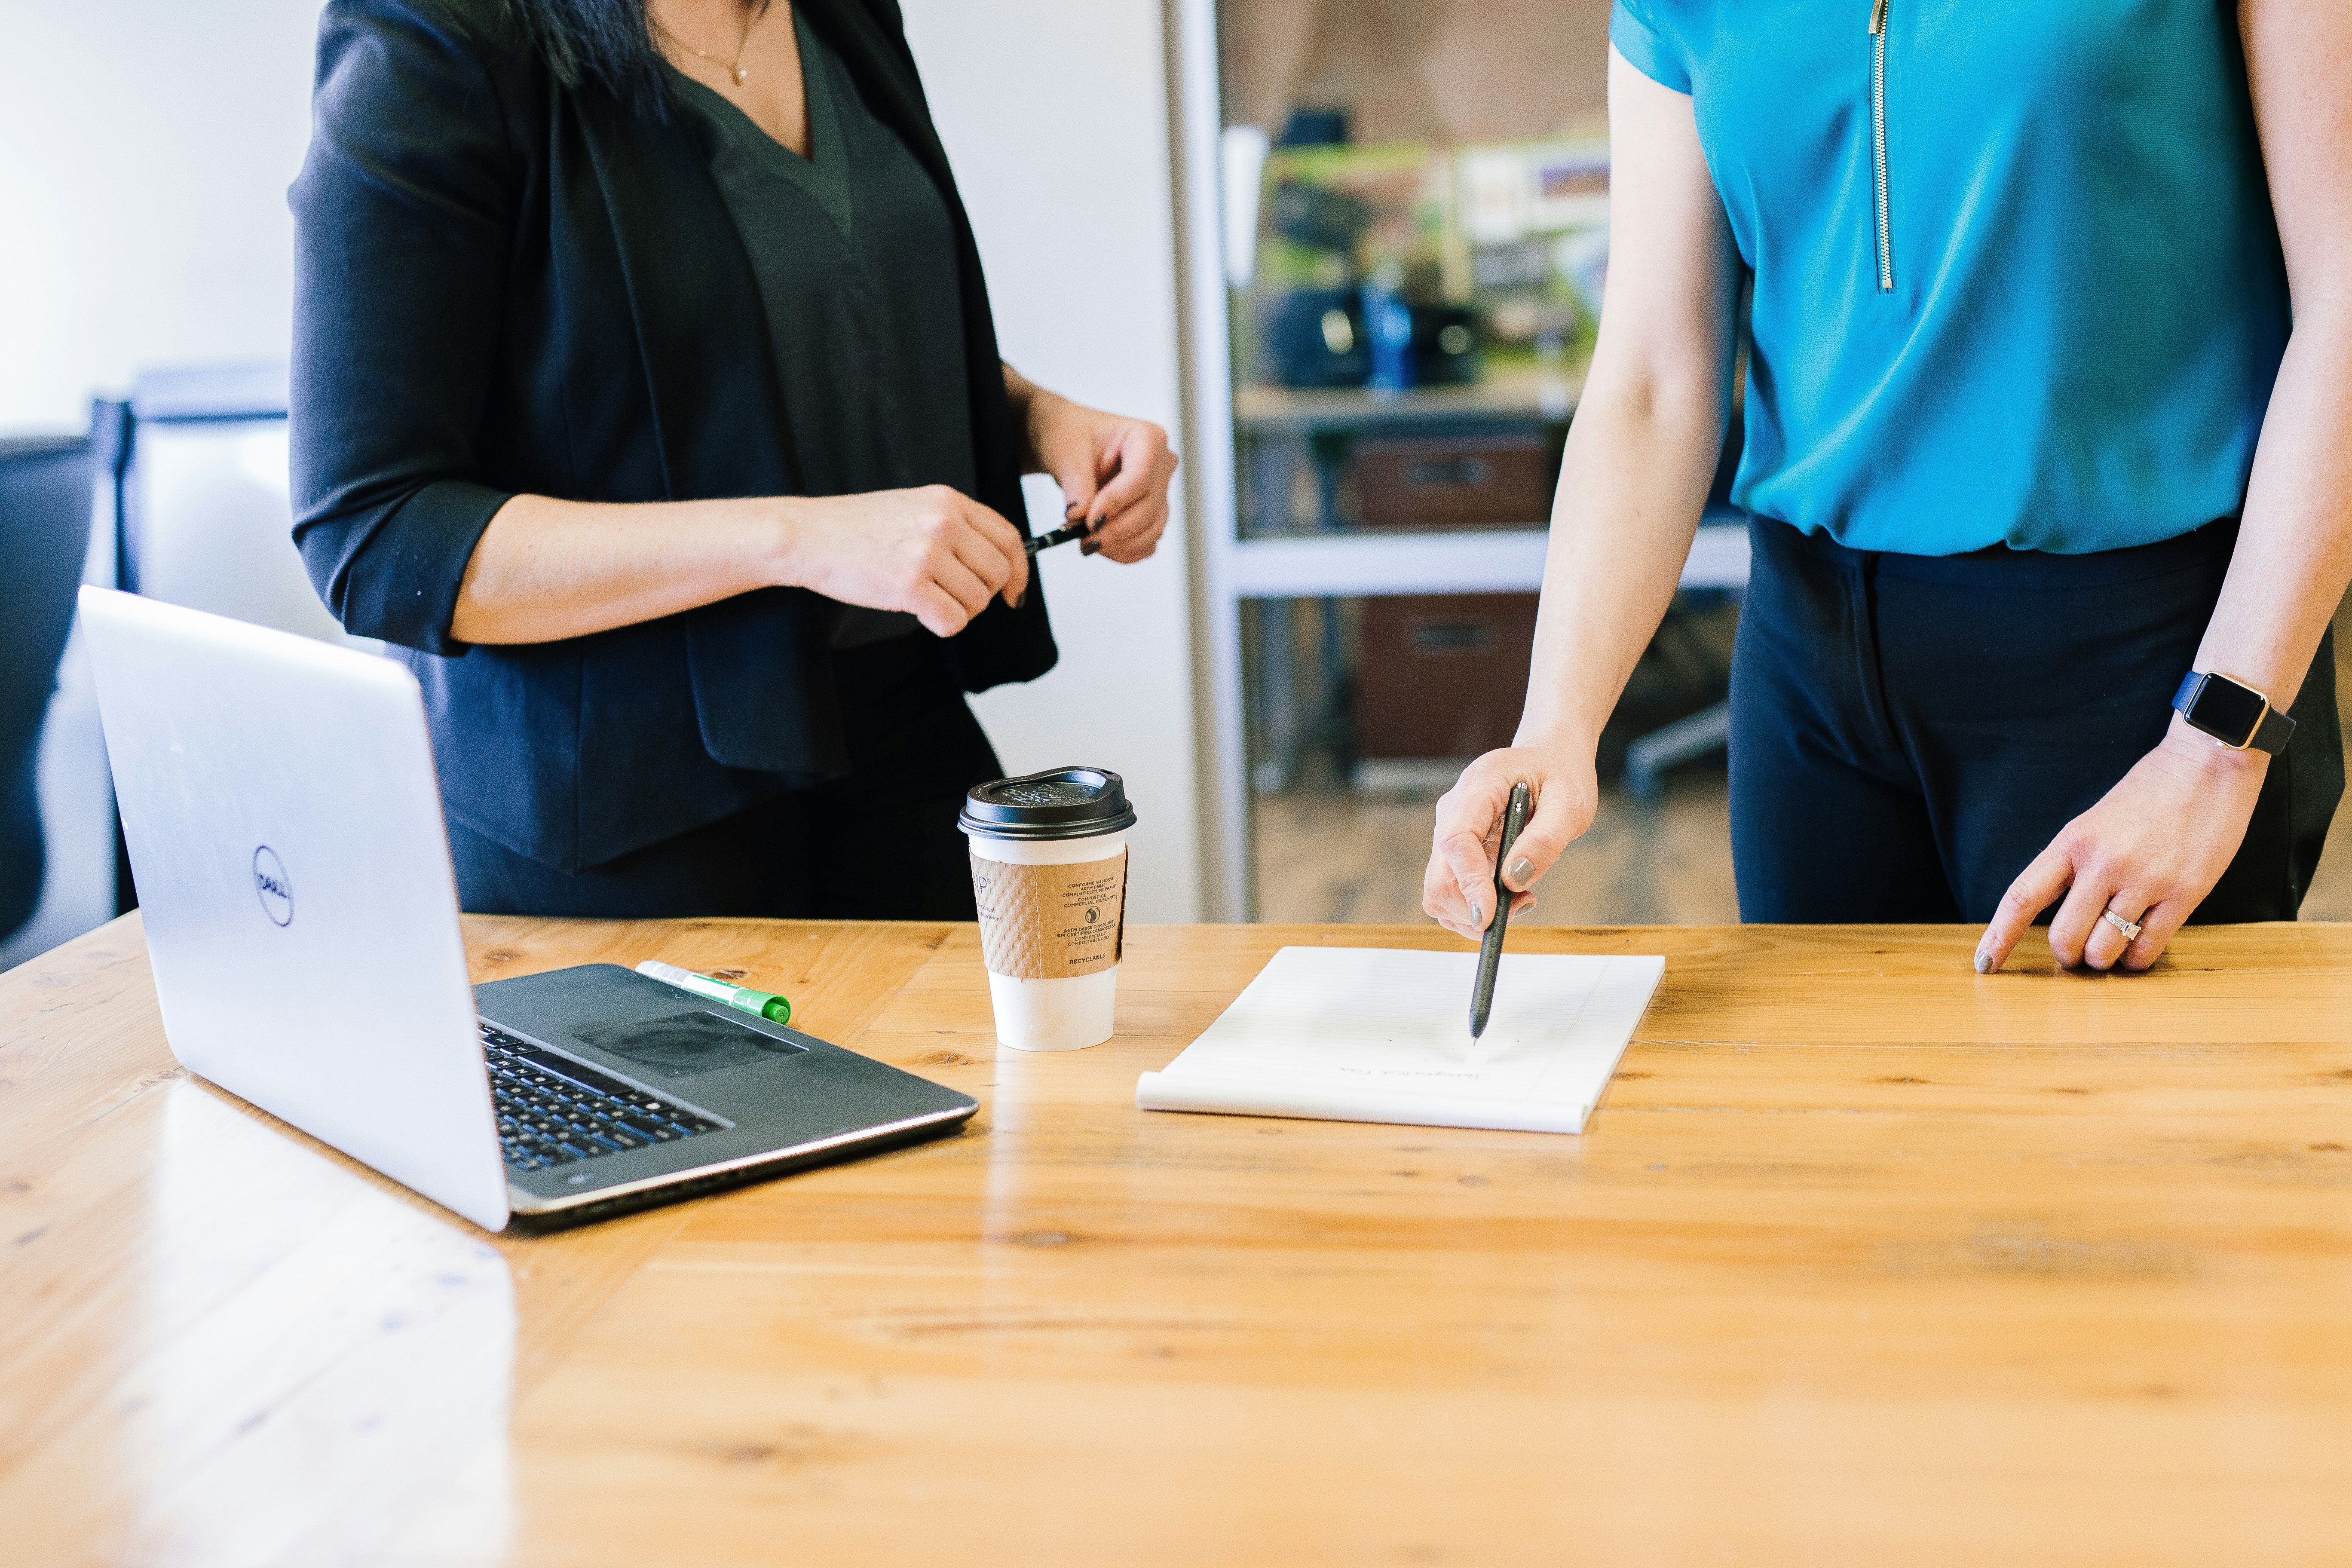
[79,588,509,1231]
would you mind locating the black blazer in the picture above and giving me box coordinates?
[289,0,1056,873]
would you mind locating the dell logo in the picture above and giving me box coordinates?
[252,846,294,927]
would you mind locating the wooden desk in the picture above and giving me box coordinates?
[6,917,2350,1566]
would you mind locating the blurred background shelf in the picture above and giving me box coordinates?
[1227,516,1748,598]
[1232,363,1584,434]
[1178,0,1752,917]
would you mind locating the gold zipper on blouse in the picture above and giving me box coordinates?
[1869,0,1893,293]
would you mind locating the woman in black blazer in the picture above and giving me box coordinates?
[289,0,1178,919]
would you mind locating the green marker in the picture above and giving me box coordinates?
[635,960,792,1026]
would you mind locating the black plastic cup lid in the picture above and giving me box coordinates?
[959,766,1136,841]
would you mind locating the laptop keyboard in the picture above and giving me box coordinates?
[481,1023,722,1172]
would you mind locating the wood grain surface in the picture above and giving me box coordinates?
[4,916,2350,1566]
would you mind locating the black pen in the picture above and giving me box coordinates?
[1025,516,1096,557]
[1468,781,1532,1040]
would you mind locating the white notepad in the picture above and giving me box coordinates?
[1136,946,1666,1135]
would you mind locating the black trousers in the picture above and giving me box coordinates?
[452,638,1002,920]
[1728,515,2343,924]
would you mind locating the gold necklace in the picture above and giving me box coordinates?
[666,2,766,86]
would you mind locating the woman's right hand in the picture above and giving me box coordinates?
[776,485,1031,637]
[1423,743,1599,941]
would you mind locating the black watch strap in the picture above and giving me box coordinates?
[2171,671,2296,755]
[2251,704,2297,753]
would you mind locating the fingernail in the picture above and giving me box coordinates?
[1506,856,1534,887]
[1974,950,1991,974]
[1467,897,1482,927]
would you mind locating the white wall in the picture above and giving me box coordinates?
[0,0,322,967]
[902,0,1202,922]
[0,0,319,431]
[1,0,1202,924]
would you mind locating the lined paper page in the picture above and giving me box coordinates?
[1136,947,1665,1135]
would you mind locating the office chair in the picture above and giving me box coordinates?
[119,363,355,643]
[0,437,95,943]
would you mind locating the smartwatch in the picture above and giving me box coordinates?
[2171,671,2295,754]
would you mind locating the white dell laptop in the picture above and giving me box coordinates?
[79,588,976,1231]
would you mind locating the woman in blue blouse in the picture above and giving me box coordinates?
[1424,0,2352,973]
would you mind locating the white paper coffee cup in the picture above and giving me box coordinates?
[961,767,1135,1053]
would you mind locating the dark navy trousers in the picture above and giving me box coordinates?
[1728,515,2342,924]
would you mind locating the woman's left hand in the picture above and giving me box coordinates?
[1025,393,1179,564]
[1975,717,2270,974]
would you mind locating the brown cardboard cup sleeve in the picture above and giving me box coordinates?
[971,849,1128,981]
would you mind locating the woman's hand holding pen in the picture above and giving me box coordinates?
[1017,385,1179,563]
[455,380,1177,648]
[1423,741,1598,941]
[774,485,1031,638]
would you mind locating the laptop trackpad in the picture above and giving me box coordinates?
[569,1010,809,1080]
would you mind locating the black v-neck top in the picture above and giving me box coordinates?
[670,8,976,647]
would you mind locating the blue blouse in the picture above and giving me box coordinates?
[1610,0,2290,555]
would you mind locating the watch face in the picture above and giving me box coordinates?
[2192,675,2267,744]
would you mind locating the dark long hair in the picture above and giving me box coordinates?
[506,0,767,116]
